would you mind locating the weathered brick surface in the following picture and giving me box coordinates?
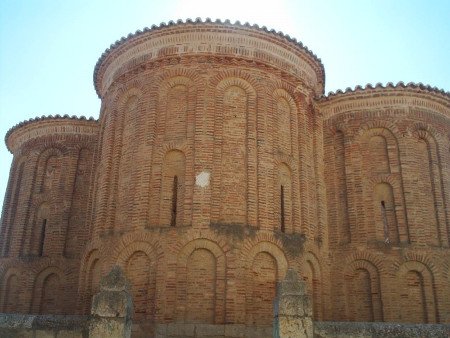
[0,20,449,336]
[0,117,98,315]
[321,87,450,323]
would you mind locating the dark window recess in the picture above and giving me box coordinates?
[171,176,178,227]
[281,185,285,233]
[381,201,389,243]
[39,219,47,256]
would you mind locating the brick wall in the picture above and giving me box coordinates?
[321,87,450,323]
[0,117,98,314]
[0,21,449,334]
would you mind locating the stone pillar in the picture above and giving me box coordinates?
[273,269,313,338]
[89,266,133,338]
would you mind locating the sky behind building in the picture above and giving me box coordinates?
[0,0,449,208]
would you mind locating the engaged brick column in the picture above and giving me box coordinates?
[89,266,133,338]
[273,269,313,338]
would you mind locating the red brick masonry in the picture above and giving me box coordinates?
[1,20,449,327]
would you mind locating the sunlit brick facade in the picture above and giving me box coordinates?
[1,20,449,334]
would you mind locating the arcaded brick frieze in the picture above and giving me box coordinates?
[5,115,98,153]
[320,83,450,120]
[94,19,325,98]
[0,20,449,337]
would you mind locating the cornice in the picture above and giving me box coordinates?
[93,18,325,98]
[317,82,450,120]
[5,115,99,153]
[321,82,450,100]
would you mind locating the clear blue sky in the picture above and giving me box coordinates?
[1,0,449,209]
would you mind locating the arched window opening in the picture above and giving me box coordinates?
[380,201,389,243]
[374,183,399,244]
[39,219,47,256]
[280,185,285,233]
[171,175,178,227]
[29,204,49,256]
[160,150,185,227]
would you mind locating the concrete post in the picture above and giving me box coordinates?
[273,269,313,338]
[89,266,133,338]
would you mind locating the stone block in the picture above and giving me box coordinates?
[195,324,225,336]
[35,330,56,338]
[0,314,34,329]
[224,324,246,337]
[245,325,272,338]
[155,323,167,335]
[91,290,132,318]
[167,323,195,336]
[56,330,83,338]
[274,269,313,338]
[278,296,306,316]
[89,318,131,338]
[89,266,133,338]
[0,328,33,338]
[278,318,313,338]
[276,270,307,296]
[99,266,131,292]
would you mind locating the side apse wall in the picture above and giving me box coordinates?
[321,87,450,324]
[0,117,99,315]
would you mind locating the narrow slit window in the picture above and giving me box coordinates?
[171,175,178,227]
[39,219,47,256]
[281,185,285,233]
[380,201,389,243]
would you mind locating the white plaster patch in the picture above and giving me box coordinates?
[196,171,210,188]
